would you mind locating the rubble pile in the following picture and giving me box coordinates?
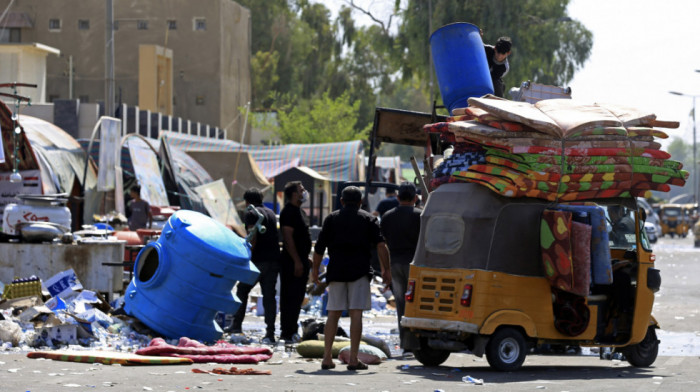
[0,269,400,355]
[0,270,152,352]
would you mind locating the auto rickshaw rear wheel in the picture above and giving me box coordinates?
[486,327,527,371]
[413,338,450,367]
[623,326,659,367]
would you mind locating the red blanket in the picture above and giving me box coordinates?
[136,337,273,364]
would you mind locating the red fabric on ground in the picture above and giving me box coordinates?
[136,337,273,364]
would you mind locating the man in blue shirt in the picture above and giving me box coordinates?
[373,188,399,218]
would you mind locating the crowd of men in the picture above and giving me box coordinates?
[231,181,422,371]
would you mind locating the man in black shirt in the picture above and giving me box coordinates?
[380,182,421,350]
[484,36,512,98]
[312,186,391,371]
[228,188,280,344]
[279,181,312,342]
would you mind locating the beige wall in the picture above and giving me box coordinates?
[0,43,59,104]
[0,0,251,141]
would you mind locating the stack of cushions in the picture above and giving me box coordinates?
[425,96,687,200]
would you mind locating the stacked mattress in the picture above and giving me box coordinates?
[426,96,687,201]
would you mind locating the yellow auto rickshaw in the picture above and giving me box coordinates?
[659,204,688,237]
[401,183,660,371]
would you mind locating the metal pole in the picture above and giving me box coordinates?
[694,96,697,204]
[68,55,73,100]
[428,0,433,103]
[105,0,115,117]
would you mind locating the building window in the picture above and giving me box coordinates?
[79,95,89,103]
[195,96,205,105]
[167,20,177,30]
[0,28,20,42]
[49,18,61,31]
[137,20,148,30]
[193,18,206,31]
[78,19,90,30]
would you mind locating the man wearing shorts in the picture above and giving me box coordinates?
[312,186,391,371]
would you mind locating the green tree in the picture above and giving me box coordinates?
[240,0,593,145]
[272,91,369,144]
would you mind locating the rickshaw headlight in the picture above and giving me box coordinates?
[405,280,416,302]
[460,284,473,307]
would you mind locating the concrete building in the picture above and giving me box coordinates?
[0,0,251,142]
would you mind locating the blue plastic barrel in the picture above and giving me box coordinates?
[124,210,258,342]
[430,22,493,114]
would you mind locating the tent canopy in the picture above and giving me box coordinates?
[161,132,364,182]
[185,150,270,204]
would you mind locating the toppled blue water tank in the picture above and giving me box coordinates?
[124,210,258,342]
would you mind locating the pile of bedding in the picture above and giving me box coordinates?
[426,96,686,200]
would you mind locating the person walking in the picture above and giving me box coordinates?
[373,188,399,218]
[380,182,421,351]
[126,184,152,230]
[227,188,280,344]
[312,186,391,371]
[279,181,312,343]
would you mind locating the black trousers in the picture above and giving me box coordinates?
[279,257,310,339]
[232,260,280,336]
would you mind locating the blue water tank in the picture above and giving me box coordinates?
[124,210,258,342]
[430,22,493,114]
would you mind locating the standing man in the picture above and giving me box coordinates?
[127,184,152,230]
[279,181,312,343]
[484,36,512,98]
[312,186,391,371]
[373,188,399,218]
[227,188,280,344]
[380,182,421,351]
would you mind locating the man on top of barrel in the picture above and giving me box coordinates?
[484,36,512,98]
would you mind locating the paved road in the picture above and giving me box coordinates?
[1,235,699,391]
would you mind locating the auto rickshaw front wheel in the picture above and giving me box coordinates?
[623,326,659,367]
[413,338,450,367]
[485,327,527,371]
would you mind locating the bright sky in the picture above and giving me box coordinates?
[567,0,700,148]
[323,0,700,148]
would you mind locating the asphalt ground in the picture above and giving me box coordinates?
[1,234,699,391]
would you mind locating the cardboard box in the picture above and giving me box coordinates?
[40,324,78,344]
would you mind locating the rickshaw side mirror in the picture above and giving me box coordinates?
[640,208,647,223]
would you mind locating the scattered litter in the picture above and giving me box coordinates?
[191,367,271,375]
[7,368,19,373]
[63,384,82,388]
[462,375,484,385]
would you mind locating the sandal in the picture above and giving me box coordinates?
[347,361,368,371]
[321,362,336,370]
